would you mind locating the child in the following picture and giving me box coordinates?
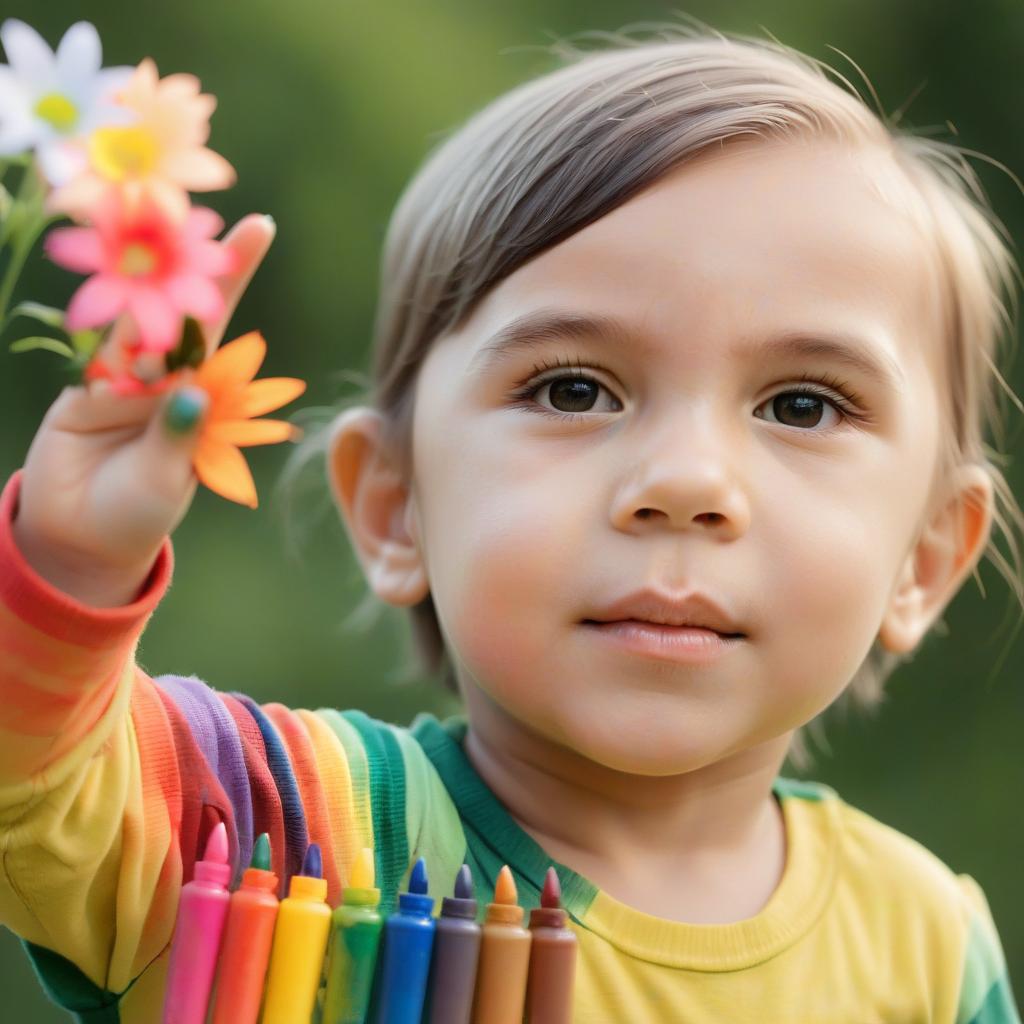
[1,21,1021,1022]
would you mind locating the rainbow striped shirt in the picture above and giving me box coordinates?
[0,468,1018,1023]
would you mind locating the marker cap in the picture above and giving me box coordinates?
[194,822,231,886]
[290,873,328,902]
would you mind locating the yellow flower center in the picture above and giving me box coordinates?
[88,126,159,181]
[118,243,158,277]
[34,93,79,133]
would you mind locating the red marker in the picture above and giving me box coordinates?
[525,867,577,1024]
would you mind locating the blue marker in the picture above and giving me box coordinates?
[370,857,436,1024]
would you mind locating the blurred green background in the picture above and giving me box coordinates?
[1,0,1021,1017]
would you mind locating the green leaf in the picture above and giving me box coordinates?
[8,335,76,358]
[0,183,11,222]
[165,317,207,372]
[5,300,67,332]
[69,328,102,359]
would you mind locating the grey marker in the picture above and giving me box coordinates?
[423,864,482,1024]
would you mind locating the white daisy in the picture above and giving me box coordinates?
[0,19,137,186]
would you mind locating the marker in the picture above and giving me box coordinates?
[208,833,279,1024]
[470,865,532,1024]
[525,867,578,1024]
[261,843,332,1024]
[423,863,482,1024]
[162,821,232,1024]
[321,847,384,1023]
[370,857,436,1024]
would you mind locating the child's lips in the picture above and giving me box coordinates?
[581,618,745,664]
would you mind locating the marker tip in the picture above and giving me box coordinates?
[203,821,229,864]
[541,865,562,909]
[409,857,429,895]
[301,843,323,879]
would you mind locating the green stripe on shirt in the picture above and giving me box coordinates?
[342,709,409,915]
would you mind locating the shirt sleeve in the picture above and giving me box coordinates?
[954,873,1021,1024]
[0,467,398,1018]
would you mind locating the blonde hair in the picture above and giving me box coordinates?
[278,19,1024,770]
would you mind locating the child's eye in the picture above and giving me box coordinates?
[508,357,623,422]
[508,357,867,430]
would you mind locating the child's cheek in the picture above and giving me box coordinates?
[426,469,586,722]
[752,492,900,728]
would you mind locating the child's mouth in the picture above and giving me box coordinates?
[580,619,745,664]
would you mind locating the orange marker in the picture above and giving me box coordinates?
[209,832,279,1024]
[470,865,532,1024]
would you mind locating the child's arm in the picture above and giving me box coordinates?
[0,213,342,1011]
[954,874,1021,1023]
[0,463,395,1015]
[0,466,184,998]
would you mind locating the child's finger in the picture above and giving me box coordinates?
[202,213,276,355]
[135,385,210,497]
[44,382,164,434]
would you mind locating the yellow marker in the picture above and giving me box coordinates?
[260,843,332,1024]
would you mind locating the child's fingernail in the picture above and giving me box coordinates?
[262,213,276,228]
[164,387,208,435]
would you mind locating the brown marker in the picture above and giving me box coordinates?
[525,866,577,1024]
[470,865,532,1024]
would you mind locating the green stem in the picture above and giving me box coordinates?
[0,161,54,331]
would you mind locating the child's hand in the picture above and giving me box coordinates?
[11,213,276,607]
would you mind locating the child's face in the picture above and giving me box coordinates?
[403,138,953,774]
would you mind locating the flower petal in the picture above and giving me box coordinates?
[129,285,181,351]
[0,65,32,116]
[189,239,237,277]
[92,65,136,103]
[144,177,190,225]
[206,418,297,447]
[184,206,224,240]
[164,272,225,322]
[0,115,38,155]
[65,274,129,329]
[240,378,307,418]
[193,437,258,508]
[35,138,88,186]
[1,19,56,89]
[162,146,236,191]
[43,225,105,273]
[195,332,267,393]
[55,21,101,90]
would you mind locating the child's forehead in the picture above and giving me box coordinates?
[472,138,944,362]
[447,138,947,396]
[545,138,933,276]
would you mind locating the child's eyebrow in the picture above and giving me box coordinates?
[469,307,905,391]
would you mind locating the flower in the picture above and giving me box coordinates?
[189,330,306,508]
[45,56,235,224]
[44,187,238,352]
[81,332,184,396]
[0,19,136,186]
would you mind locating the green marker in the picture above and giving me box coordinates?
[321,847,383,1023]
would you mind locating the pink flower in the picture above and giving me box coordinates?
[44,188,238,352]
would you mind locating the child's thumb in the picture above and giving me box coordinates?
[161,386,209,439]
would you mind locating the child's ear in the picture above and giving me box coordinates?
[879,464,994,654]
[326,406,428,608]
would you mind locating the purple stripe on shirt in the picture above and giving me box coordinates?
[155,673,254,883]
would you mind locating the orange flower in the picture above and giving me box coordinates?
[190,330,305,508]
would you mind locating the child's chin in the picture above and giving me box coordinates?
[556,711,732,777]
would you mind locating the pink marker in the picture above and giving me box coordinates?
[162,821,233,1024]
